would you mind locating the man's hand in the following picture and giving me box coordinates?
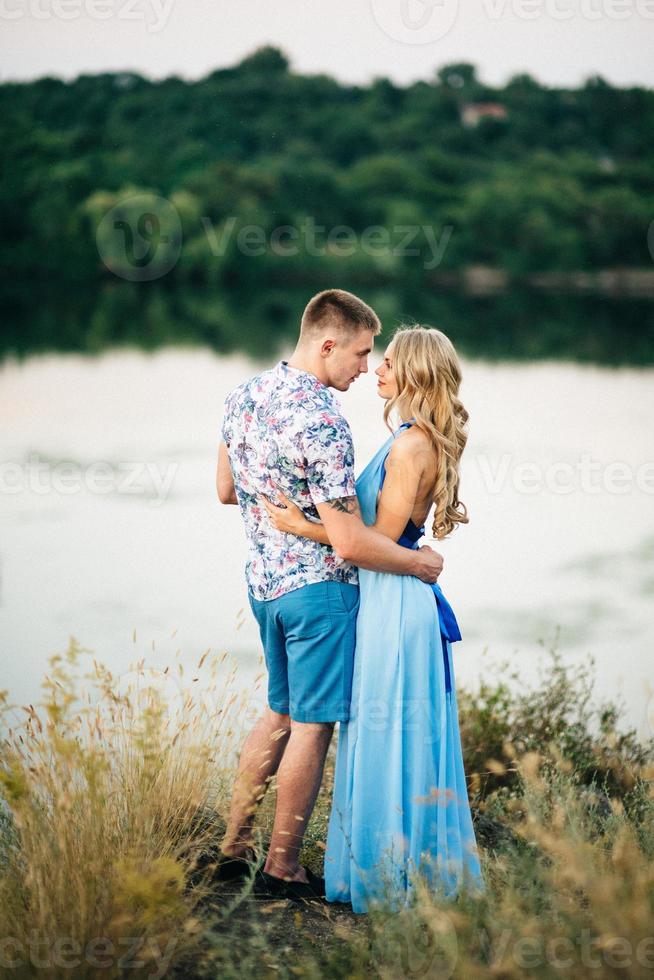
[412,545,444,584]
[315,495,445,580]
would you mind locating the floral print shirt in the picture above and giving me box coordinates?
[221,360,359,601]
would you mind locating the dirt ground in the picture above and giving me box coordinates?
[171,875,366,977]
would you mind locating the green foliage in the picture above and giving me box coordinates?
[2,51,654,361]
[458,641,654,808]
[1,639,653,977]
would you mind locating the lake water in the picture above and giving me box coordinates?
[1,346,653,739]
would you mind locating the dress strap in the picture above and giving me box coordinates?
[379,454,392,492]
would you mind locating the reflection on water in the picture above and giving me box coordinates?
[2,280,654,366]
[1,346,653,740]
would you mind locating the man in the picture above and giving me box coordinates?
[215,288,443,900]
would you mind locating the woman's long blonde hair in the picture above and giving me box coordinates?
[383,325,469,540]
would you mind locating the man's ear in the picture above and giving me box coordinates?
[320,338,335,358]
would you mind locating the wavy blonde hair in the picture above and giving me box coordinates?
[383,325,470,540]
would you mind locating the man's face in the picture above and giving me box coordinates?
[323,329,375,392]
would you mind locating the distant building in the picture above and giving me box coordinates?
[113,72,141,90]
[461,102,508,128]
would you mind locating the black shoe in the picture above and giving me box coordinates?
[252,869,289,899]
[253,867,326,902]
[213,850,258,882]
[302,867,326,898]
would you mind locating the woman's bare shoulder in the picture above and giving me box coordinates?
[387,426,435,468]
[390,425,432,453]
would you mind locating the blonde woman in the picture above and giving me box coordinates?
[263,325,484,913]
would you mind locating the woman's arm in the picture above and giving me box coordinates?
[370,431,429,541]
[262,494,332,544]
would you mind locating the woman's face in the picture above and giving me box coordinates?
[375,345,399,400]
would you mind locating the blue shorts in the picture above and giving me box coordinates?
[248,580,360,723]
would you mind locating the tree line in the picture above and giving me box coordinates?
[1,47,653,361]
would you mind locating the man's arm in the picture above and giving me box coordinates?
[316,496,443,584]
[216,441,238,505]
[263,431,431,545]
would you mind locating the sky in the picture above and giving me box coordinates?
[1,0,653,89]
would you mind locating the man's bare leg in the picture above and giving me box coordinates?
[264,719,335,882]
[221,707,291,858]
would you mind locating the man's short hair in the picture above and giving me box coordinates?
[300,289,382,339]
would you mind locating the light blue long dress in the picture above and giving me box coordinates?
[324,422,485,913]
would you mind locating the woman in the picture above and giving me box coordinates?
[263,325,484,913]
